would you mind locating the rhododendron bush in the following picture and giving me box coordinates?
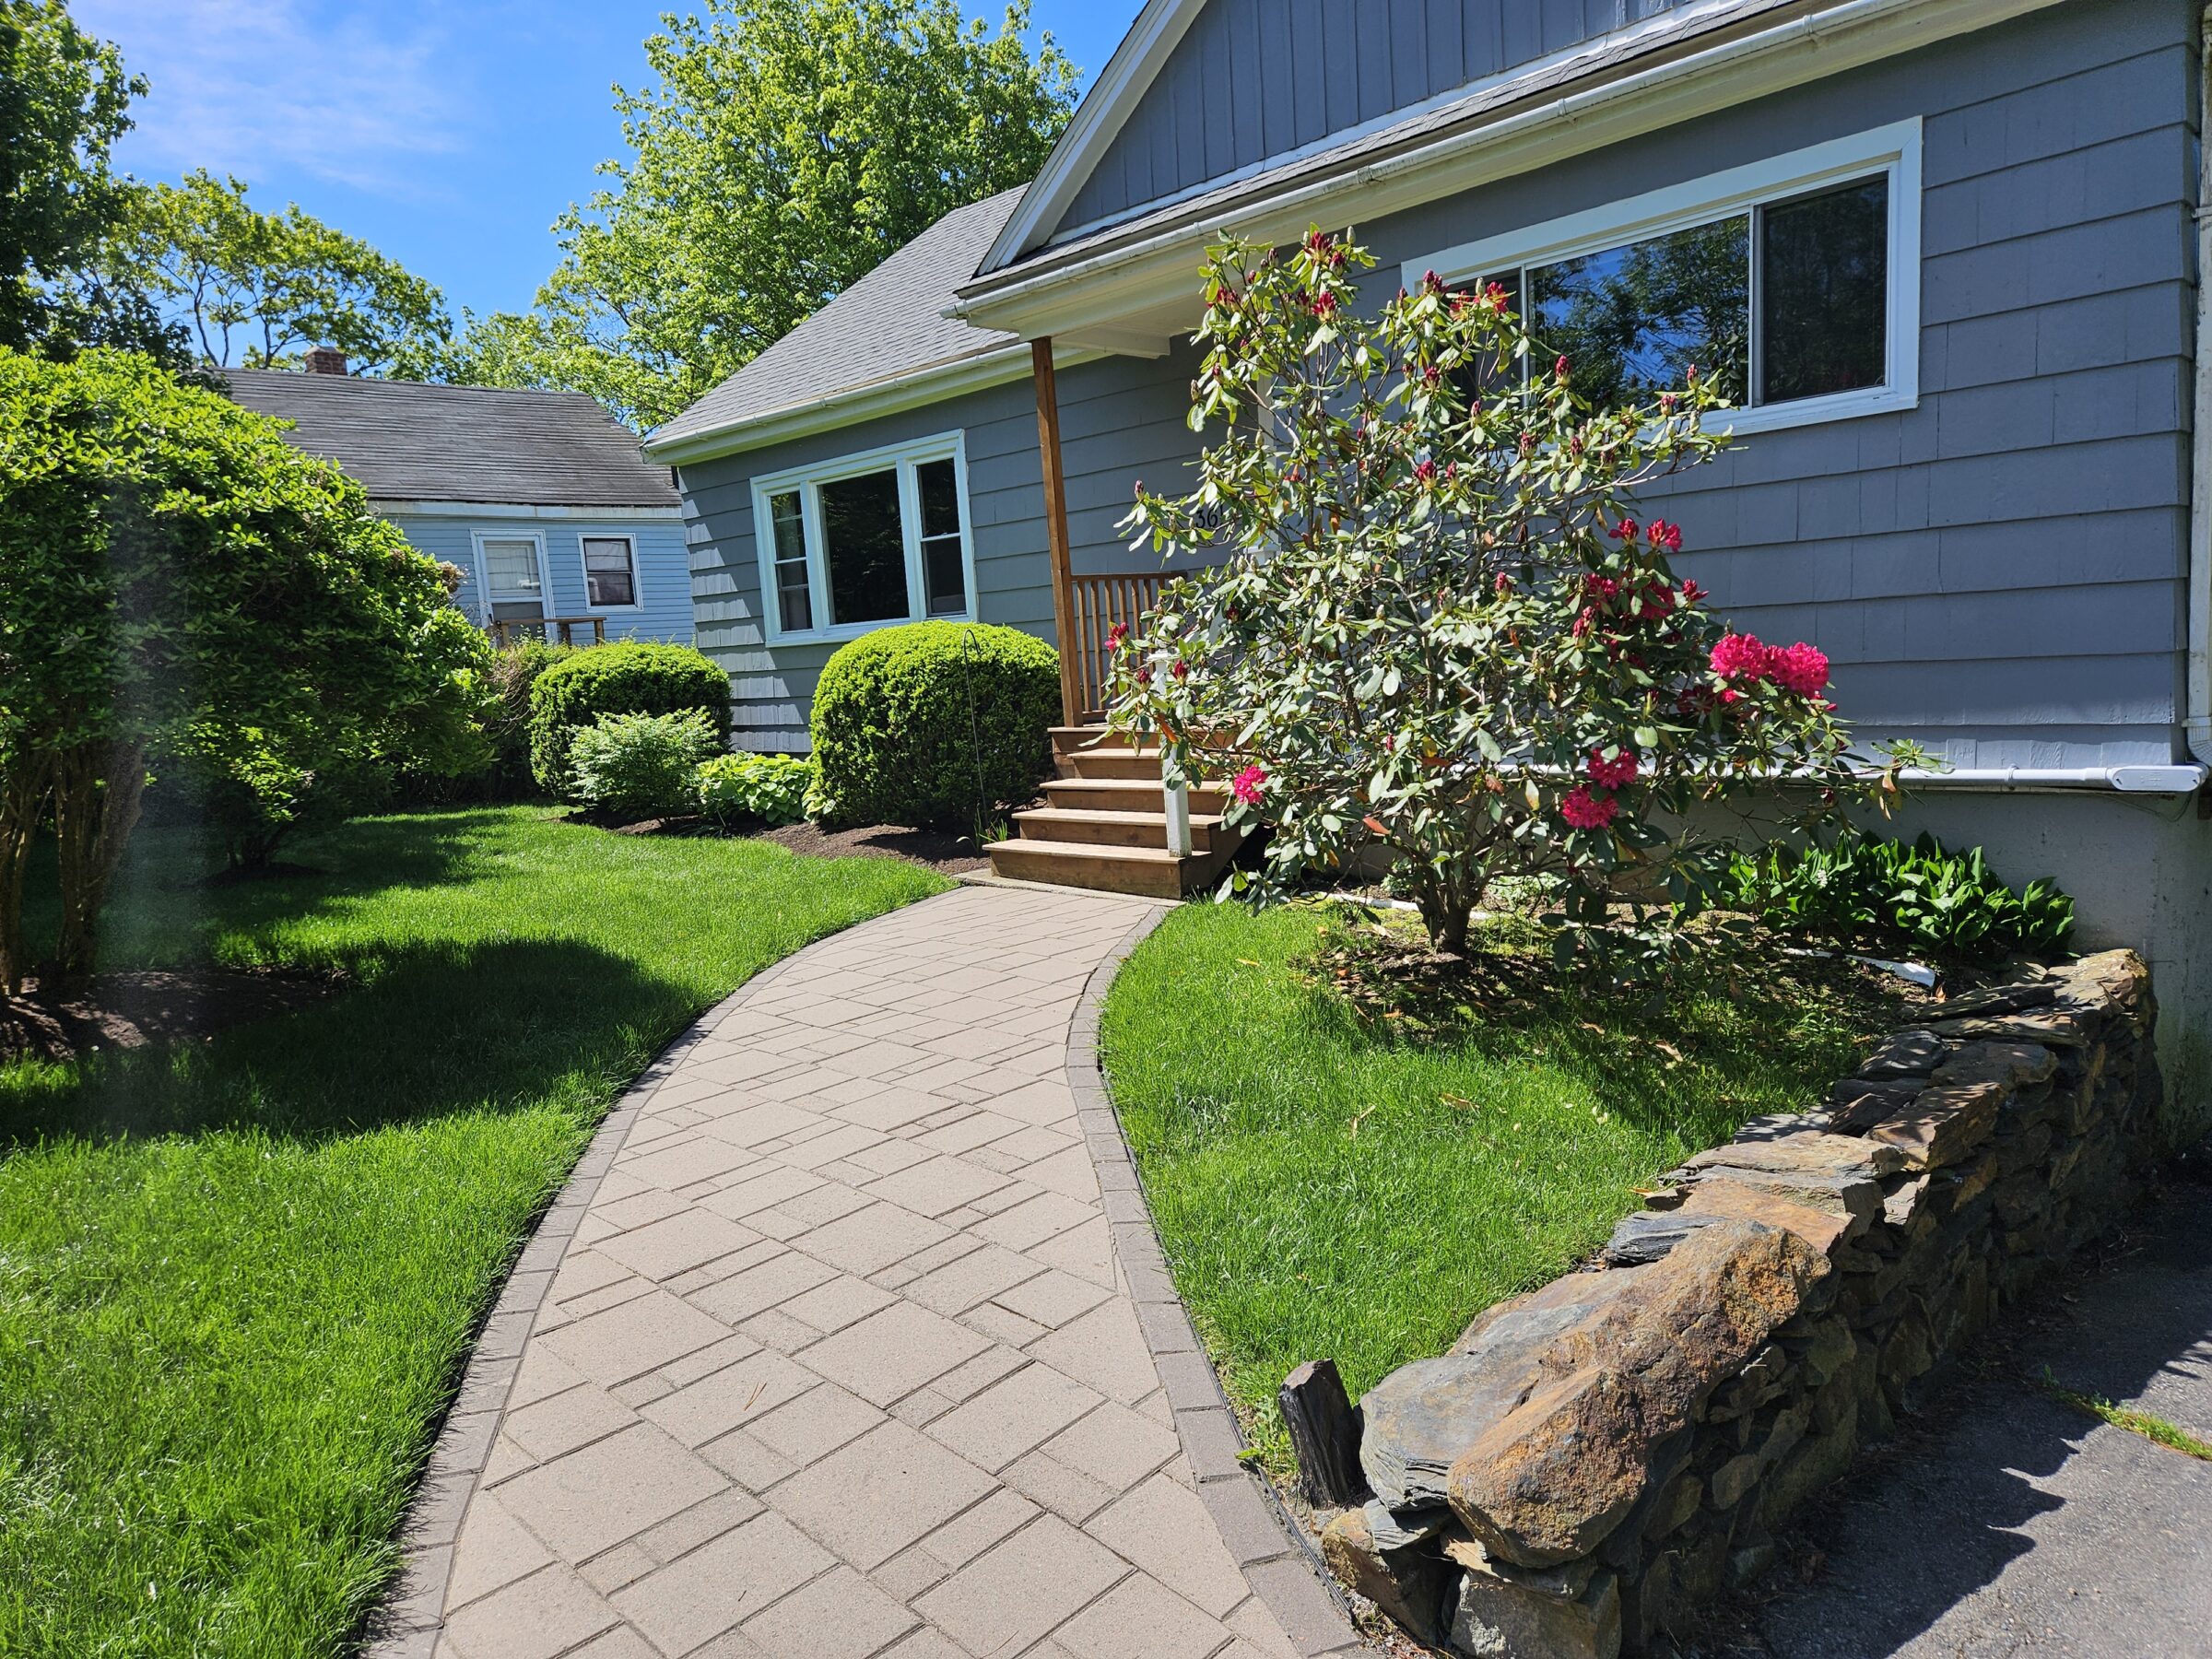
[1108,230,1924,965]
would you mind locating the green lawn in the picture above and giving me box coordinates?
[0,807,947,1656]
[1100,900,1904,1470]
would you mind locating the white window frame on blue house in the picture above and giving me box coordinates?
[748,430,978,646]
[1403,119,1923,437]
[577,532,646,614]
[468,527,554,628]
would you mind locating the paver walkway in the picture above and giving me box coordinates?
[399,883,1330,1659]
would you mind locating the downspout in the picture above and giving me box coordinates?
[2188,2,2212,767]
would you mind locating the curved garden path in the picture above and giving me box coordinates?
[371,881,1364,1659]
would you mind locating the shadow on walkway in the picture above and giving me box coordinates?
[1710,1163,2212,1659]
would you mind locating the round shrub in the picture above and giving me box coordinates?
[569,709,721,820]
[697,752,813,827]
[809,621,1059,830]
[529,641,730,797]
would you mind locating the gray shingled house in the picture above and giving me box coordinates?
[646,0,2212,1054]
[230,357,692,646]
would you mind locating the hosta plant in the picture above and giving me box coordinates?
[1109,229,1928,967]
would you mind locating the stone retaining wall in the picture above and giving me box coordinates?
[1319,950,2160,1658]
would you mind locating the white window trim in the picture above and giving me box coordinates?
[577,531,646,612]
[469,527,553,628]
[1401,118,1922,438]
[748,430,978,647]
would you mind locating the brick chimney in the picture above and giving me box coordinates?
[302,346,347,375]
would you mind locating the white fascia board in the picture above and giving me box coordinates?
[642,342,1104,468]
[956,0,2065,341]
[979,0,1209,275]
[372,500,683,522]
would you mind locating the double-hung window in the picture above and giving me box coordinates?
[752,433,975,642]
[1412,121,1921,434]
[581,535,640,608]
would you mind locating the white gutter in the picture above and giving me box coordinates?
[952,0,2065,338]
[2188,2,2212,769]
[1897,766,2207,795]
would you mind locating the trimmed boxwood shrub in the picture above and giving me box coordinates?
[529,641,730,798]
[809,621,1058,830]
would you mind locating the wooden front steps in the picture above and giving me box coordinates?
[986,726,1246,898]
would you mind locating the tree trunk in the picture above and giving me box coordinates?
[0,756,50,994]
[49,738,147,985]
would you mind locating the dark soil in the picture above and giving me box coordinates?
[1,968,346,1064]
[749,819,993,876]
[567,806,997,877]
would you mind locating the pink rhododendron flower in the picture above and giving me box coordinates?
[1771,641,1830,697]
[1646,520,1683,551]
[1709,631,1775,681]
[1231,765,1267,806]
[1414,458,1436,483]
[1559,785,1619,830]
[1583,573,1621,600]
[1679,579,1707,604]
[1612,518,1639,541]
[1587,747,1640,790]
[1493,572,1513,594]
[1106,621,1128,653]
[1554,354,1571,380]
[1171,659,1189,681]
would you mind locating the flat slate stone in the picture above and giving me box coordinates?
[1866,1082,2004,1171]
[1686,1133,1905,1182]
[1855,1030,1948,1079]
[1675,1178,1852,1257]
[1933,1041,2057,1090]
[1604,1209,1727,1266]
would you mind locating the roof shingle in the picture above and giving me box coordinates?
[226,370,679,508]
[648,185,1026,451]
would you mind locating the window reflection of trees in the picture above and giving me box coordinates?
[1528,217,1750,408]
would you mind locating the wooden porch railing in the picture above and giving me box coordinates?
[488,616,607,650]
[1069,571,1166,721]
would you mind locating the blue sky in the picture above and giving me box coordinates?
[75,1,1144,324]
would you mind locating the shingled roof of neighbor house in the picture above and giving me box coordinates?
[649,184,1027,451]
[226,369,679,508]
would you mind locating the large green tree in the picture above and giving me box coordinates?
[0,0,183,362]
[0,347,493,986]
[455,0,1077,428]
[122,169,454,373]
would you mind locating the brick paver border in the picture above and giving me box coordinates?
[1065,905,1370,1659]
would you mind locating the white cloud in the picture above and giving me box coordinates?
[75,0,469,196]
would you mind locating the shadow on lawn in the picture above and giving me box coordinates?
[0,931,697,1147]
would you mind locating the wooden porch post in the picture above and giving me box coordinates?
[1031,336,1082,726]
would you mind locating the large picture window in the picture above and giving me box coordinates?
[752,434,974,642]
[1412,121,1920,434]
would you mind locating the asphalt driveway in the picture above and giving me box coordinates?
[1713,1169,2212,1659]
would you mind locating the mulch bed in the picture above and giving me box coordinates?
[747,819,993,876]
[1,968,347,1065]
[572,808,996,877]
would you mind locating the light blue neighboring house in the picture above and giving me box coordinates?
[647,0,2212,1048]
[229,359,691,647]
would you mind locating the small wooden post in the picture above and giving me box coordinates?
[1031,336,1083,726]
[1279,1359,1366,1508]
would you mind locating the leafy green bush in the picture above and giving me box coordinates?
[0,346,494,977]
[569,710,720,820]
[809,621,1058,830]
[528,641,729,798]
[697,752,812,827]
[1731,831,2074,963]
[485,641,576,795]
